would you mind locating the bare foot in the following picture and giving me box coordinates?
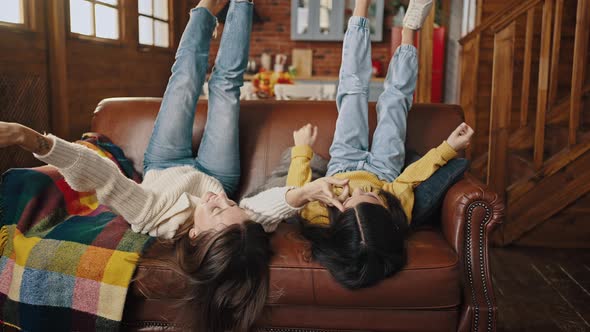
[353,0,371,18]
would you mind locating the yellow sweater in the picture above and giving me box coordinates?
[286,141,458,225]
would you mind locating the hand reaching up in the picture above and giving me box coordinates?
[446,122,474,152]
[293,123,318,147]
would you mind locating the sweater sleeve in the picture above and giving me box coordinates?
[382,140,457,221]
[239,186,301,232]
[34,135,155,226]
[286,145,314,187]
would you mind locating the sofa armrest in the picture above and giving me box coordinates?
[441,174,505,332]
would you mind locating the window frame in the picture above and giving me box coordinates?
[0,0,33,31]
[67,0,123,44]
[137,0,173,50]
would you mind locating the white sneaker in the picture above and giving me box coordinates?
[403,0,434,30]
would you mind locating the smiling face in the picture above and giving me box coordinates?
[190,191,250,239]
[342,188,387,210]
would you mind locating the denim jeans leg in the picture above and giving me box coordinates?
[366,45,418,182]
[143,8,217,174]
[326,16,373,177]
[195,0,253,196]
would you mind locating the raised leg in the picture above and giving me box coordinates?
[143,6,217,173]
[366,30,418,182]
[195,0,253,196]
[326,2,373,177]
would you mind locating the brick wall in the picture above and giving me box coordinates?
[201,0,396,77]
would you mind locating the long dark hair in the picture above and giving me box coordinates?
[139,220,273,332]
[297,190,408,289]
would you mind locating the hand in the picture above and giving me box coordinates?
[0,121,53,154]
[287,177,350,211]
[0,122,25,148]
[293,123,318,147]
[446,122,474,151]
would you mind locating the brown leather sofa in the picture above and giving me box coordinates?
[90,98,504,332]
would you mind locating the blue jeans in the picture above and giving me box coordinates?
[143,1,252,196]
[326,16,418,182]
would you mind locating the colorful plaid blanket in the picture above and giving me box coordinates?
[0,133,153,331]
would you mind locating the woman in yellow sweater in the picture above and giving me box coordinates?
[286,0,474,289]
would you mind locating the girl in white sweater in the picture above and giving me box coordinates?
[0,1,347,331]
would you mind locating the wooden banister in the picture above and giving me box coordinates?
[459,36,480,159]
[520,9,535,128]
[548,0,564,106]
[533,0,554,169]
[416,0,435,103]
[489,0,544,33]
[569,0,589,146]
[487,22,516,196]
[459,0,541,45]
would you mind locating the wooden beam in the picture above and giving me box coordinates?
[486,22,516,197]
[569,0,589,146]
[459,36,480,159]
[504,149,590,245]
[533,0,554,169]
[520,9,535,128]
[416,0,434,103]
[548,0,563,106]
[46,0,70,139]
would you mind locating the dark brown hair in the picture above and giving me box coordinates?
[295,190,408,289]
[140,219,273,332]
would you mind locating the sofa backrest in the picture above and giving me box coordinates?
[92,98,464,199]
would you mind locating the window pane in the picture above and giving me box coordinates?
[138,0,153,16]
[139,16,154,45]
[153,0,168,20]
[154,21,169,47]
[97,0,118,5]
[70,0,94,36]
[0,0,23,24]
[95,4,119,39]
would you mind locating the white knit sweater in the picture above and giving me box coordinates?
[35,135,297,238]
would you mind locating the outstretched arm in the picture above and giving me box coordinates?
[0,122,155,226]
[383,123,474,219]
[0,122,53,155]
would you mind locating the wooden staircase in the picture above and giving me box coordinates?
[459,0,590,247]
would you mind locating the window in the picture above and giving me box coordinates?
[69,0,120,40]
[0,0,26,26]
[291,0,384,41]
[138,0,170,48]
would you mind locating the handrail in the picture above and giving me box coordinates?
[459,0,542,45]
[490,0,544,33]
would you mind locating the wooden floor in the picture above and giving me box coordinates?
[491,247,590,332]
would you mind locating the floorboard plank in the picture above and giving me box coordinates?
[491,247,590,332]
